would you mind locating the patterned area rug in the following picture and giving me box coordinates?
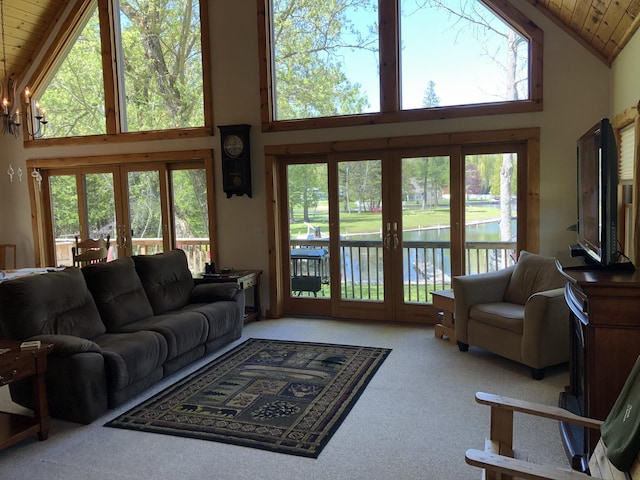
[106,338,391,457]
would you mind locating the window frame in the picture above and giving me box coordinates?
[23,0,213,147]
[258,0,543,133]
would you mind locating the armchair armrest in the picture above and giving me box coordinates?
[453,266,515,342]
[28,334,102,358]
[522,288,570,367]
[465,449,592,480]
[469,393,602,480]
[475,392,602,430]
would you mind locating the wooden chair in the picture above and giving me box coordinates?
[72,235,110,267]
[0,244,17,270]
[466,359,640,479]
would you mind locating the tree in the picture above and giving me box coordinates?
[39,0,204,137]
[422,80,440,108]
[287,164,326,224]
[411,0,527,241]
[272,0,376,119]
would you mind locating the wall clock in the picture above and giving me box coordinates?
[218,124,252,198]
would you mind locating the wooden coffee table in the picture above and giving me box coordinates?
[0,341,53,450]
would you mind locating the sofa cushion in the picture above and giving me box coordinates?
[116,310,209,361]
[0,268,105,340]
[82,257,154,331]
[470,302,525,334]
[96,331,168,392]
[186,301,244,341]
[504,251,566,305]
[133,249,194,315]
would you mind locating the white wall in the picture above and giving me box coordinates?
[611,26,640,114]
[0,0,616,310]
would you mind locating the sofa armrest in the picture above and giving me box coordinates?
[28,334,102,358]
[190,282,241,303]
[521,288,570,367]
[453,266,516,343]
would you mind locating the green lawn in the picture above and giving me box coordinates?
[290,202,502,237]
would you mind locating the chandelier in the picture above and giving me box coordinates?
[0,0,47,138]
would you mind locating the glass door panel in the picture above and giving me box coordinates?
[126,170,164,256]
[171,168,210,273]
[464,153,517,274]
[50,175,80,266]
[401,155,451,303]
[337,159,384,302]
[287,163,330,298]
[84,172,116,260]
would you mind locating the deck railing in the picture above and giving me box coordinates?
[55,238,211,273]
[55,236,516,302]
[290,238,517,300]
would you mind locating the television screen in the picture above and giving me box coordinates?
[576,118,619,267]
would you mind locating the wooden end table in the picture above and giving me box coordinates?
[431,289,456,343]
[0,341,53,450]
[193,269,263,323]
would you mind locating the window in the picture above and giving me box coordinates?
[399,0,529,109]
[260,0,542,130]
[118,0,205,132]
[32,0,209,140]
[271,0,380,119]
[39,5,106,137]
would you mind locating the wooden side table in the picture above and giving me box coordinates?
[0,341,53,451]
[431,289,456,343]
[193,269,263,323]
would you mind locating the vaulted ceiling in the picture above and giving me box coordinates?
[0,0,639,89]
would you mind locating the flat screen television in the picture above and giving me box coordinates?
[576,118,623,268]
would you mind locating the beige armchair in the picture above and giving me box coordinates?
[452,250,570,379]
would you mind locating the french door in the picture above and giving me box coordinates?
[33,158,212,271]
[282,148,455,323]
[274,135,532,323]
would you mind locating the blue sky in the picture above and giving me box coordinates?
[338,0,527,111]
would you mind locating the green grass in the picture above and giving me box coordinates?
[290,201,502,237]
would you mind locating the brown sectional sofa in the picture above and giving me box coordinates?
[0,249,245,424]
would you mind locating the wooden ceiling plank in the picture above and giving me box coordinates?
[525,0,610,65]
[569,0,592,33]
[604,0,640,62]
[591,0,623,52]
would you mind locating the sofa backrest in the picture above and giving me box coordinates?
[504,250,567,305]
[132,249,194,315]
[82,256,155,331]
[0,268,105,340]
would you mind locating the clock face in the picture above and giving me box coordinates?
[223,134,244,158]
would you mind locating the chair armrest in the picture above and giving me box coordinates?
[465,449,592,480]
[28,334,102,358]
[453,266,515,342]
[521,288,570,366]
[475,392,602,430]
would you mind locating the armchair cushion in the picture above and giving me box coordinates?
[504,250,566,305]
[470,303,525,334]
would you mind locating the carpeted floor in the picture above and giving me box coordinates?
[0,317,571,479]
[106,338,391,457]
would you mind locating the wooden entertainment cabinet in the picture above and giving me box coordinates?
[557,259,640,471]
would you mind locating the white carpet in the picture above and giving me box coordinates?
[0,317,571,479]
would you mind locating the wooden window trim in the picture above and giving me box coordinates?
[258,0,543,133]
